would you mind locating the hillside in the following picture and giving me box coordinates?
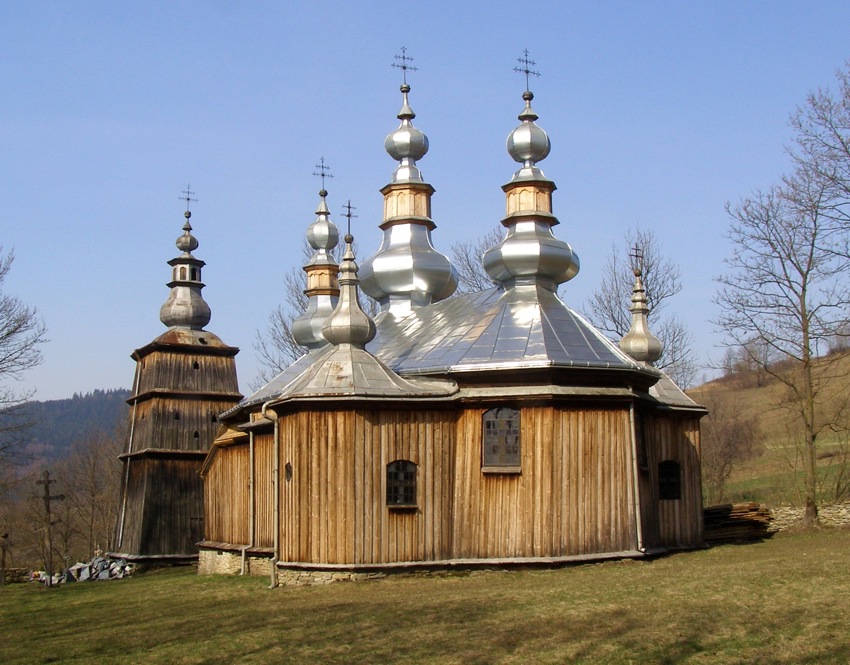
[16,389,131,463]
[688,350,850,506]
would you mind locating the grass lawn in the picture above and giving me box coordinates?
[2,529,849,664]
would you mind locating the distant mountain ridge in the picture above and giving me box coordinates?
[20,388,131,462]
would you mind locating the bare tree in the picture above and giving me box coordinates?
[0,248,47,464]
[699,389,763,505]
[450,227,503,294]
[252,241,377,390]
[716,170,850,525]
[584,228,698,388]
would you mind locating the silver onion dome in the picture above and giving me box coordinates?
[384,84,429,183]
[359,78,457,314]
[322,234,376,348]
[620,268,663,364]
[160,210,212,329]
[292,189,341,349]
[483,89,579,291]
[506,91,552,182]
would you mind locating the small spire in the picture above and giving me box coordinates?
[322,229,376,348]
[506,51,551,182]
[160,193,211,330]
[293,171,341,349]
[619,254,663,365]
[384,48,428,183]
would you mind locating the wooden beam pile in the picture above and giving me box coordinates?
[703,502,774,544]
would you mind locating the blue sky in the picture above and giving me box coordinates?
[2,1,849,400]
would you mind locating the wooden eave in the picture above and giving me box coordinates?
[118,448,208,461]
[200,426,250,477]
[128,388,243,406]
[132,341,240,361]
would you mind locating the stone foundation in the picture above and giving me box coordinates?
[198,549,273,576]
[276,569,388,587]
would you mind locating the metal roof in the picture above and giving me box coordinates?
[369,284,658,378]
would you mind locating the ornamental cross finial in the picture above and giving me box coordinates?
[312,157,334,190]
[179,184,197,212]
[342,200,357,236]
[629,244,644,276]
[514,49,540,91]
[392,47,417,85]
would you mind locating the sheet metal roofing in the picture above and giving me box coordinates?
[371,284,655,377]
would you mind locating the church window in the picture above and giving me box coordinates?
[658,460,681,500]
[386,460,416,508]
[180,266,187,280]
[190,267,198,281]
[482,407,521,472]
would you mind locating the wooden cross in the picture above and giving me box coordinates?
[341,200,357,236]
[179,184,197,212]
[514,49,540,91]
[392,47,417,84]
[312,157,333,190]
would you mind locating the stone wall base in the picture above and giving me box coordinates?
[198,549,273,576]
[769,502,850,531]
[276,569,388,587]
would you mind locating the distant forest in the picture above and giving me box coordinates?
[19,389,131,463]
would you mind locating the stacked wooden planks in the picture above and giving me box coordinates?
[703,502,773,544]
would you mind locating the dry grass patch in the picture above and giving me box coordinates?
[2,529,850,664]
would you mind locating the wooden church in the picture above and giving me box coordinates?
[111,208,242,563]
[197,58,706,584]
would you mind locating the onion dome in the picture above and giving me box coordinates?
[359,71,457,315]
[619,267,663,364]
[483,87,579,292]
[384,84,429,183]
[322,234,376,348]
[506,91,552,182]
[159,210,212,329]
[292,188,341,349]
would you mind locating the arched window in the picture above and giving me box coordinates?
[180,266,187,280]
[386,460,417,507]
[482,407,521,472]
[658,460,681,500]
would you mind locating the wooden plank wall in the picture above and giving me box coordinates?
[137,351,239,394]
[204,443,250,546]
[132,398,237,452]
[278,408,455,565]
[452,406,637,559]
[253,434,275,549]
[117,457,205,555]
[641,414,703,549]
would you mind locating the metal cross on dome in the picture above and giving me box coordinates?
[312,157,333,189]
[342,200,357,236]
[392,47,417,85]
[179,184,197,212]
[629,244,645,275]
[514,49,540,91]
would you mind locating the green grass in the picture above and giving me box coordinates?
[3,529,850,664]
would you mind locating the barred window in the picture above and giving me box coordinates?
[658,460,681,500]
[482,407,521,472]
[387,460,417,507]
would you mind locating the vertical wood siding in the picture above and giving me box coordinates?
[131,398,237,452]
[640,413,703,549]
[204,443,250,546]
[277,408,455,565]
[452,406,637,559]
[137,351,239,394]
